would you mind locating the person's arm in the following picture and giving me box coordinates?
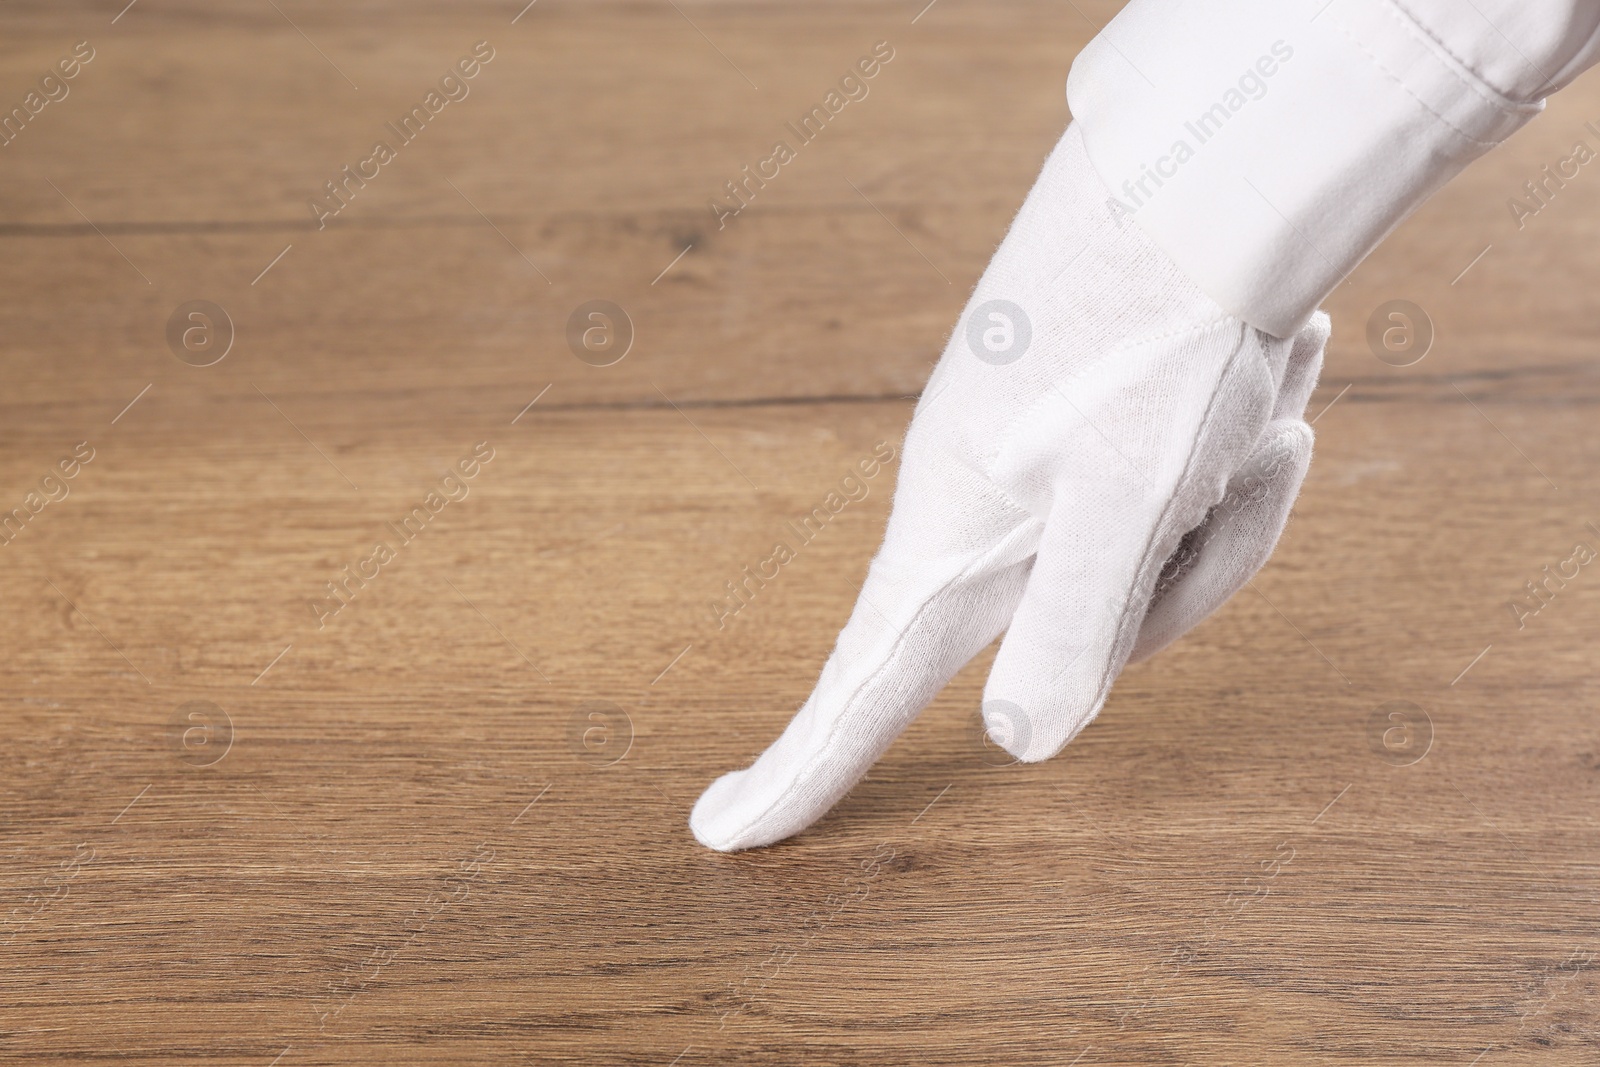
[1070,0,1600,336]
[689,0,1600,852]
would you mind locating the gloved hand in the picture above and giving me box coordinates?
[690,123,1328,851]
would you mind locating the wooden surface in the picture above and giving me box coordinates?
[3,2,1600,1064]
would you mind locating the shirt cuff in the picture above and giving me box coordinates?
[1066,0,1543,337]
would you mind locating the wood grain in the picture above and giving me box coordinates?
[2,2,1599,1065]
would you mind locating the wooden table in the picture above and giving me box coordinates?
[2,2,1597,1063]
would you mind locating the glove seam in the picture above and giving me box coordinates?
[1088,320,1256,712]
[717,520,1036,848]
[983,313,1238,495]
[1112,312,1237,356]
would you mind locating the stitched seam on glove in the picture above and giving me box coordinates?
[719,518,1040,844]
[1088,320,1255,710]
[982,313,1238,494]
[1108,312,1237,357]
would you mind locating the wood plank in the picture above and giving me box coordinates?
[2,391,1598,1063]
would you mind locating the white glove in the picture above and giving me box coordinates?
[690,123,1328,852]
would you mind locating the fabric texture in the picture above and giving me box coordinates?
[1065,0,1600,336]
[690,124,1329,852]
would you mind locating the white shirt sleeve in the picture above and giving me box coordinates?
[1066,0,1600,337]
